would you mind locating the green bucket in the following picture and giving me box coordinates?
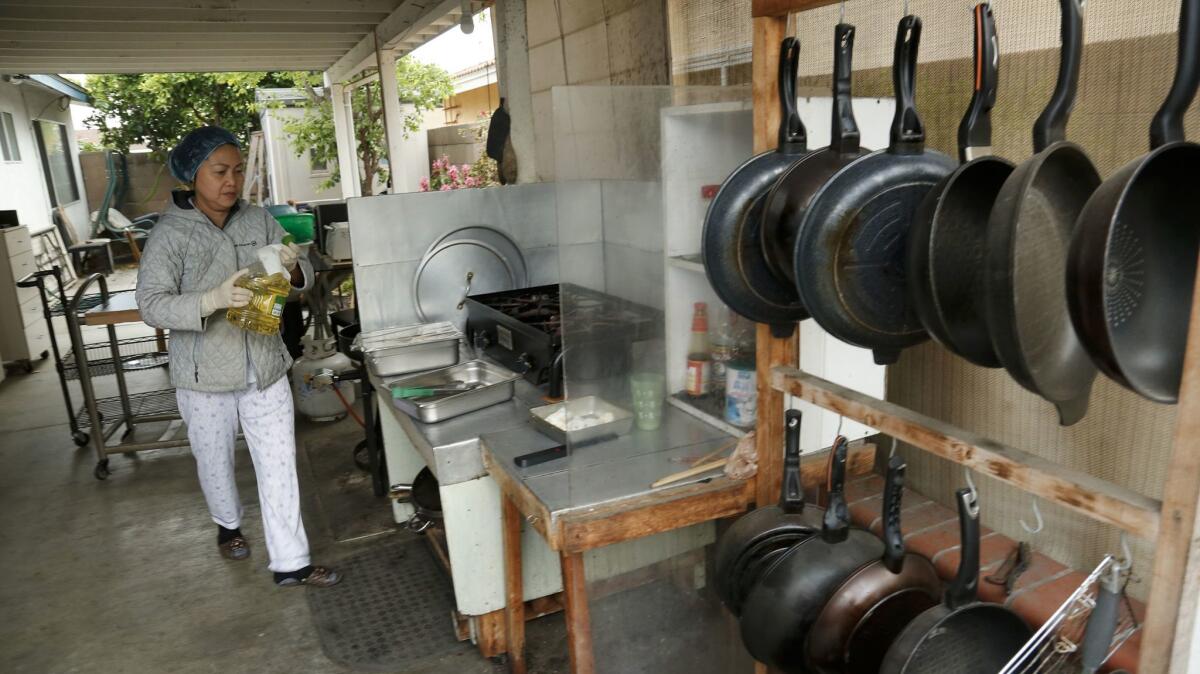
[273,213,315,244]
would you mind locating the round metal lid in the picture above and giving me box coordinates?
[413,238,516,324]
[425,225,528,289]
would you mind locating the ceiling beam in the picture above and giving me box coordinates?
[2,0,402,11]
[325,0,474,83]
[0,7,389,24]
[0,61,335,74]
[0,48,350,57]
[0,33,361,46]
[0,20,375,34]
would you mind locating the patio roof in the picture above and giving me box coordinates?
[0,0,486,82]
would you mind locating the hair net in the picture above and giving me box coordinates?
[168,126,241,183]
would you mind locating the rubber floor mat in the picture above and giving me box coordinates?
[306,537,478,672]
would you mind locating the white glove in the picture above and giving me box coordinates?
[278,242,301,272]
[201,269,252,317]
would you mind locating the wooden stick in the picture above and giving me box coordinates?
[651,458,730,489]
[771,366,1161,539]
[690,440,737,468]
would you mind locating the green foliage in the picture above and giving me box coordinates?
[280,57,453,195]
[85,72,305,164]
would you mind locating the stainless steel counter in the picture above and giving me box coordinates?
[372,356,737,508]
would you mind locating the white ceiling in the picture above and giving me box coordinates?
[0,0,485,81]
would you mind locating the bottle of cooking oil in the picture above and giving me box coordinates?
[226,238,293,336]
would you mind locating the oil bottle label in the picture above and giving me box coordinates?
[271,295,285,317]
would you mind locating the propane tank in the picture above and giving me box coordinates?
[292,336,356,422]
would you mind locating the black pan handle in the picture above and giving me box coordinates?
[1149,0,1200,148]
[781,409,805,513]
[958,3,999,161]
[778,37,808,152]
[946,486,981,610]
[881,455,907,573]
[889,15,925,155]
[831,23,862,154]
[1032,0,1084,152]
[822,435,850,543]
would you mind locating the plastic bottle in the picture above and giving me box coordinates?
[684,302,711,397]
[225,238,293,336]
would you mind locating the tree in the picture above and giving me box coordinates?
[281,57,453,195]
[86,72,303,159]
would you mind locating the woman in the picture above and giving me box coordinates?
[136,126,339,587]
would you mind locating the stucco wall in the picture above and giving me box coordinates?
[0,82,88,242]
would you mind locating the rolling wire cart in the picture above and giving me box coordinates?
[19,268,184,479]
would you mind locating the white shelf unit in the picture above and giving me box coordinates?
[659,96,896,452]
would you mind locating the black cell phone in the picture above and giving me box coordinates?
[514,445,567,467]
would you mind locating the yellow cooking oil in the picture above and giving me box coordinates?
[225,270,291,335]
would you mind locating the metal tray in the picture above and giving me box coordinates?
[529,396,634,445]
[385,360,519,424]
[365,336,461,378]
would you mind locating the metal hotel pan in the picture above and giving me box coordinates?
[529,396,634,445]
[385,360,519,424]
[984,0,1100,425]
[1067,0,1200,404]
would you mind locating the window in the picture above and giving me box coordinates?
[34,120,79,205]
[309,148,328,175]
[0,111,19,161]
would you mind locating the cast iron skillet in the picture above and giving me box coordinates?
[984,0,1100,425]
[908,3,1014,368]
[879,487,1031,673]
[738,435,881,673]
[760,21,867,288]
[793,15,956,365]
[1067,0,1200,404]
[713,409,822,615]
[702,37,809,334]
[806,456,942,674]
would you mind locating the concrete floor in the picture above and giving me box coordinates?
[0,267,529,674]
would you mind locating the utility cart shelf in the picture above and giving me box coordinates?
[72,388,179,432]
[61,334,168,381]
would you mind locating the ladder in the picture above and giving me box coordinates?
[242,131,266,205]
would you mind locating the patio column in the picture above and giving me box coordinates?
[324,72,360,199]
[372,37,405,191]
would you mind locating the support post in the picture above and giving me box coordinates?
[374,35,407,194]
[324,72,360,199]
[560,551,594,674]
[502,496,527,674]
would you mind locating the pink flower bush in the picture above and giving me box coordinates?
[420,154,495,192]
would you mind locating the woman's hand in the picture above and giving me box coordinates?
[278,242,302,272]
[201,268,252,317]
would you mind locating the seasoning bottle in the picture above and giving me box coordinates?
[685,302,711,397]
[225,237,293,336]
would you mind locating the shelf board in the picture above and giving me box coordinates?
[771,365,1163,539]
[667,254,706,274]
[667,392,749,439]
[752,0,841,17]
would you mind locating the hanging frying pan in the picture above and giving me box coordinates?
[1067,0,1200,404]
[879,488,1031,674]
[908,3,1014,368]
[984,0,1100,425]
[805,456,942,674]
[793,15,956,365]
[760,21,868,288]
[713,409,822,615]
[702,37,809,334]
[738,436,884,673]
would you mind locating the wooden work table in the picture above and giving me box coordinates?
[83,291,142,326]
[481,413,875,674]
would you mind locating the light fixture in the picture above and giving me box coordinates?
[459,0,474,33]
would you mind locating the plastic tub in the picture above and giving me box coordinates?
[273,213,315,243]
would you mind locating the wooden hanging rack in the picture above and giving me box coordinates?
[747,2,1200,672]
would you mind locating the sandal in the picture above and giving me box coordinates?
[218,536,250,561]
[276,566,342,588]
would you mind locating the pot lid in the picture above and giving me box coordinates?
[413,238,517,324]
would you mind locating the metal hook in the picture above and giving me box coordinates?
[834,414,845,439]
[963,468,978,499]
[840,0,846,23]
[903,0,910,16]
[1020,498,1044,535]
[888,436,897,459]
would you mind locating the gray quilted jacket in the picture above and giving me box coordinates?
[135,192,313,392]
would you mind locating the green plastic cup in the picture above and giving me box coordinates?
[630,372,666,431]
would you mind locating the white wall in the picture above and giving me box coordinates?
[0,81,88,242]
[261,106,343,205]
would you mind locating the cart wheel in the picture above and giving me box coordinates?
[38,350,49,360]
[353,439,371,472]
[93,460,110,480]
[122,424,136,439]
[72,431,90,447]
[21,360,33,374]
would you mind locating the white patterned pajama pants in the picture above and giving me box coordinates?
[176,377,311,573]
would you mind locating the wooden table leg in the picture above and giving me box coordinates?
[560,550,595,674]
[502,495,526,674]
